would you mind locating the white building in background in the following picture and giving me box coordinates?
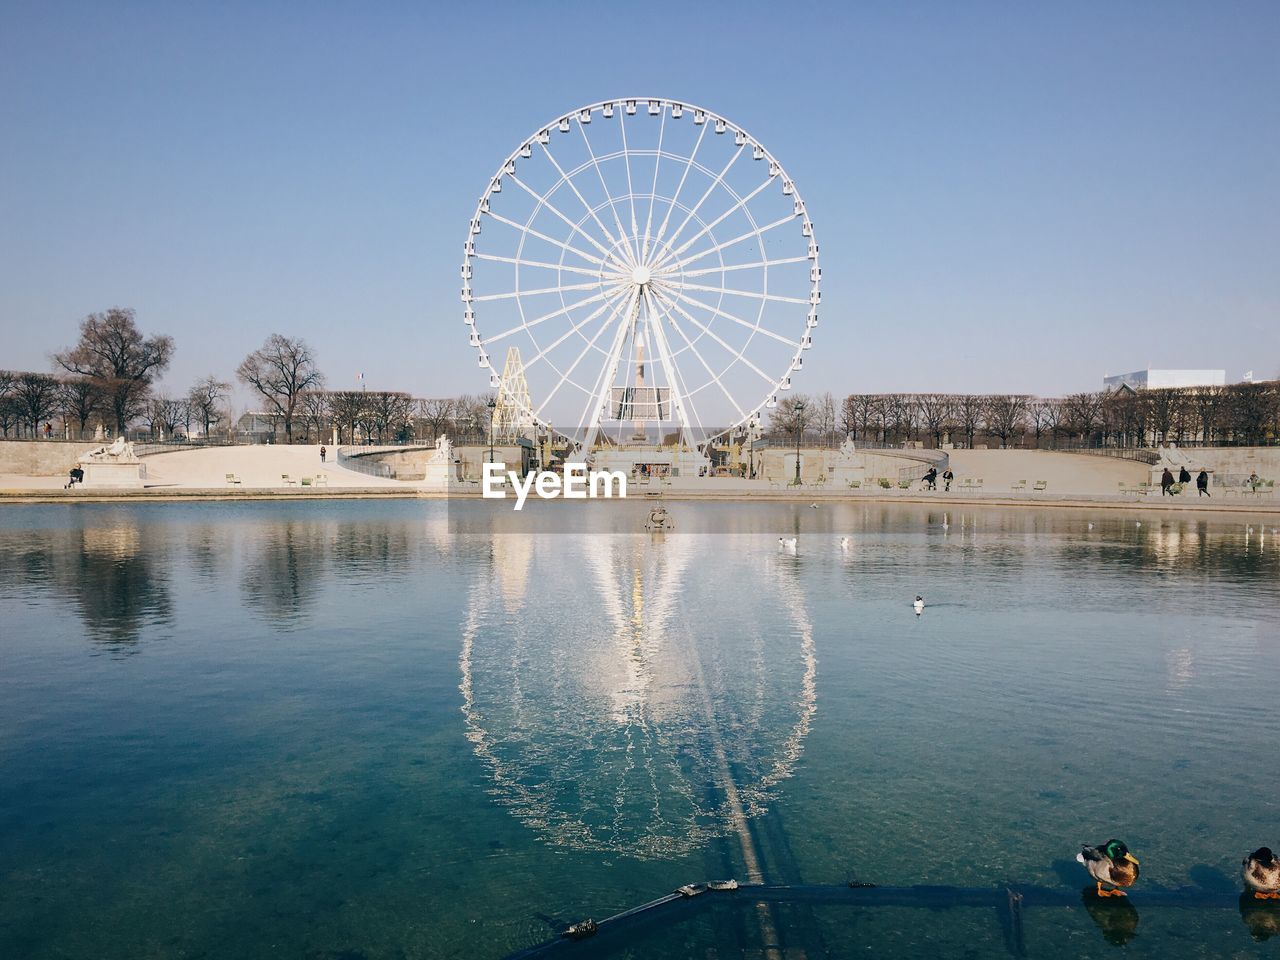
[1103,368,1226,391]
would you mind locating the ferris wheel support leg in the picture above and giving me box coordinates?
[644,294,700,452]
[579,285,640,448]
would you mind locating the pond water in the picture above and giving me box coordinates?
[1,500,1278,959]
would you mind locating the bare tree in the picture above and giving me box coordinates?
[187,375,231,439]
[1063,391,1105,446]
[420,397,456,440]
[236,335,324,442]
[814,391,837,447]
[11,372,61,436]
[54,308,174,435]
[767,393,812,442]
[364,391,415,442]
[844,394,884,442]
[59,376,102,440]
[0,371,17,438]
[328,391,366,444]
[297,391,332,443]
[915,394,955,448]
[953,394,985,448]
[983,395,1029,449]
[146,394,189,440]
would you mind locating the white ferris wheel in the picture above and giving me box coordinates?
[461,97,820,450]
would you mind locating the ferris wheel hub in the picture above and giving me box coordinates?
[631,265,652,286]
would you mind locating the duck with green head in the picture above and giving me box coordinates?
[1077,839,1140,897]
[1243,847,1280,900]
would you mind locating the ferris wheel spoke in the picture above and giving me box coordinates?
[666,280,810,306]
[507,174,618,261]
[617,108,641,263]
[663,213,797,272]
[487,211,609,268]
[472,252,604,281]
[537,142,630,264]
[651,121,709,251]
[655,175,775,269]
[676,256,809,279]
[649,287,782,388]
[653,144,746,266]
[645,288,737,426]
[640,109,667,263]
[575,119,635,268]
[472,279,604,302]
[525,291,630,399]
[480,289,616,346]
[659,288,800,347]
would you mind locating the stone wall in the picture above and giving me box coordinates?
[0,440,91,476]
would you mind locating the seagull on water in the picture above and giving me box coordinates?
[914,595,924,615]
[840,536,851,550]
[778,537,798,553]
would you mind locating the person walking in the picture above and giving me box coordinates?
[1161,467,1175,496]
[923,466,938,491]
[1178,466,1190,486]
[942,468,954,492]
[320,445,327,463]
[1196,469,1210,497]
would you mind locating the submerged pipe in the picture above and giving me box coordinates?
[502,880,1258,960]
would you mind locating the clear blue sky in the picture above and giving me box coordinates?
[1,0,1276,408]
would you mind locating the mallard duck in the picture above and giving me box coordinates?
[1077,839,1140,897]
[1243,847,1280,899]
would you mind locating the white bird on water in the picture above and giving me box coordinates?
[913,596,925,615]
[840,536,851,551]
[810,503,820,509]
[778,536,798,553]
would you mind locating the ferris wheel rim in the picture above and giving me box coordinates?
[460,96,820,447]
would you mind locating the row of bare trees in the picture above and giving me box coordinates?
[764,384,1279,449]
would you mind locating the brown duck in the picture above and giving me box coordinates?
[1077,839,1140,897]
[1243,847,1280,900]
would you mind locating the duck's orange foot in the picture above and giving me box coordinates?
[1257,891,1280,900]
[1096,883,1120,898]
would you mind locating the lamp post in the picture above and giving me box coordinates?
[486,396,496,464]
[793,400,806,485]
[747,413,760,480]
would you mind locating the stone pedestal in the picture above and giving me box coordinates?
[79,459,147,488]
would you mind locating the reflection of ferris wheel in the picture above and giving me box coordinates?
[461,97,820,450]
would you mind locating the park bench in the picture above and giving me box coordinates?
[1033,480,1048,492]
[300,477,313,487]
[847,479,862,490]
[314,473,328,487]
[281,474,296,486]
[225,473,241,486]
[1010,479,1027,493]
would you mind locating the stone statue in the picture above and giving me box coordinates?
[84,436,139,462]
[427,435,453,464]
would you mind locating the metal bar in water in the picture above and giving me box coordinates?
[501,881,1259,959]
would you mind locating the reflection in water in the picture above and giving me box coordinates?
[239,521,329,626]
[1240,893,1280,941]
[0,521,173,650]
[459,535,817,859]
[1082,889,1140,945]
